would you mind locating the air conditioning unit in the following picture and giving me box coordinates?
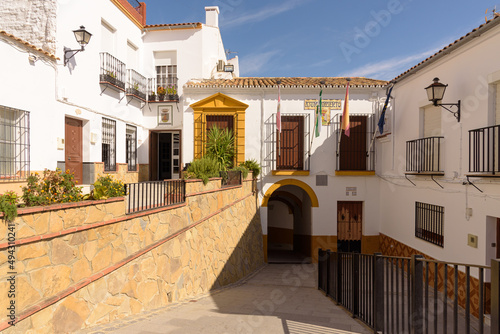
[217,60,225,72]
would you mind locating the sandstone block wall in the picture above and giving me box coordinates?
[0,177,263,333]
[0,0,57,53]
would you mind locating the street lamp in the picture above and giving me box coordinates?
[424,77,461,122]
[64,26,92,66]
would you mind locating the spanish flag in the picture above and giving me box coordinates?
[342,79,350,137]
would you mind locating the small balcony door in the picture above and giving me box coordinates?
[277,115,304,170]
[339,115,367,171]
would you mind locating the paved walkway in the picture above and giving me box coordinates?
[80,264,372,334]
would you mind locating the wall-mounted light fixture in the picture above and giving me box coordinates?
[64,26,92,66]
[424,77,461,122]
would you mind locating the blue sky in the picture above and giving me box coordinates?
[145,0,499,80]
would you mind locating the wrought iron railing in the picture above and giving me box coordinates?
[99,52,126,90]
[406,136,444,173]
[333,113,375,171]
[126,0,141,13]
[220,170,242,187]
[147,77,179,102]
[126,69,147,101]
[318,250,493,333]
[469,124,500,175]
[125,180,185,214]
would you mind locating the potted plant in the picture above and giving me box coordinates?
[167,85,178,100]
[157,86,166,101]
[148,91,156,101]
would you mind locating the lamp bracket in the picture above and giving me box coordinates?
[64,46,85,66]
[437,100,460,122]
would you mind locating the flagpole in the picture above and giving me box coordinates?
[367,83,394,156]
[338,77,351,156]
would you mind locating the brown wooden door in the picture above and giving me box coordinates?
[277,116,304,170]
[496,218,500,258]
[65,118,83,184]
[339,115,367,171]
[337,201,362,252]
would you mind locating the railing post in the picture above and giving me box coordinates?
[326,250,331,297]
[353,252,359,318]
[337,252,342,305]
[317,248,322,290]
[411,255,424,334]
[373,253,384,333]
[491,259,500,333]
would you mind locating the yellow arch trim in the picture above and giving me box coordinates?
[262,179,319,207]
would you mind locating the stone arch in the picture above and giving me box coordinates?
[261,179,319,207]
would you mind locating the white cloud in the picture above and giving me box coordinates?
[223,0,310,28]
[239,50,280,75]
[341,48,439,80]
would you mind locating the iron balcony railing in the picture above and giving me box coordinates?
[147,77,179,102]
[406,136,444,173]
[126,69,147,101]
[318,250,493,334]
[126,0,141,13]
[99,52,126,91]
[263,113,311,172]
[125,180,185,214]
[469,124,500,175]
[333,113,375,171]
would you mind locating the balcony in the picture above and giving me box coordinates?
[126,69,147,102]
[405,136,444,174]
[147,77,179,103]
[333,113,375,173]
[99,52,126,91]
[469,124,500,175]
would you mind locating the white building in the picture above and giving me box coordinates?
[0,0,236,194]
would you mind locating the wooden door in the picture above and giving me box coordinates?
[277,116,304,170]
[339,115,367,171]
[337,201,362,252]
[497,218,500,258]
[149,132,159,180]
[206,115,234,133]
[65,118,83,184]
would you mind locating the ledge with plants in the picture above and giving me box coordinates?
[0,169,126,223]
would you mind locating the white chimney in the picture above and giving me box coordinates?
[205,6,219,28]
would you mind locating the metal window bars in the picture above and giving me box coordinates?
[102,118,116,171]
[469,124,500,174]
[415,201,444,247]
[147,77,179,102]
[126,125,137,172]
[406,136,444,173]
[0,106,30,180]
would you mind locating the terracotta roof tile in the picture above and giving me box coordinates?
[144,22,202,29]
[393,15,500,81]
[0,30,58,60]
[185,77,388,88]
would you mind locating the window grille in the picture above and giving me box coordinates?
[126,125,137,171]
[156,65,178,90]
[0,106,30,179]
[415,202,444,247]
[102,118,116,171]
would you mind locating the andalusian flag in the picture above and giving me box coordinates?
[314,89,323,137]
[378,85,393,134]
[342,79,350,137]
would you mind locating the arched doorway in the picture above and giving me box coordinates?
[262,179,319,263]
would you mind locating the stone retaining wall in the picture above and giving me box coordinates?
[0,177,264,333]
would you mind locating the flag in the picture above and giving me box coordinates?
[378,85,393,134]
[315,89,323,137]
[342,81,350,137]
[277,84,281,133]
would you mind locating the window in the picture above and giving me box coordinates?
[0,106,30,179]
[415,202,444,247]
[102,118,116,171]
[277,115,305,170]
[101,20,116,55]
[156,65,177,90]
[126,125,137,171]
[335,114,375,171]
[423,105,442,137]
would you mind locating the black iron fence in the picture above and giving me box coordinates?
[100,52,126,90]
[318,250,494,333]
[125,180,185,214]
[406,136,444,173]
[469,125,500,174]
[220,170,242,187]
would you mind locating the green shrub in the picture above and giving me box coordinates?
[240,159,261,178]
[229,166,249,179]
[22,169,83,206]
[184,157,220,185]
[88,175,125,200]
[206,125,235,171]
[0,191,18,222]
